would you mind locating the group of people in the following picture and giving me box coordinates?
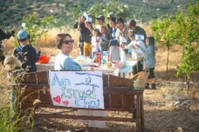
[1,12,155,89]
[73,13,156,89]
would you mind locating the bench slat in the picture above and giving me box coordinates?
[36,113,136,122]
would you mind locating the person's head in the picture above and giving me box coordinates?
[93,28,101,36]
[17,29,30,44]
[128,20,136,30]
[80,16,86,23]
[85,17,93,28]
[109,17,116,28]
[4,56,21,72]
[116,17,124,30]
[107,12,115,20]
[146,36,155,47]
[109,39,120,48]
[57,33,74,55]
[96,15,105,25]
[100,26,107,34]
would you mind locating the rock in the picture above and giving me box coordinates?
[169,99,192,108]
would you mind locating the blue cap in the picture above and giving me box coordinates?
[17,30,29,40]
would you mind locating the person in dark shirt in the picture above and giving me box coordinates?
[127,20,146,42]
[74,16,87,55]
[0,29,15,64]
[13,30,40,72]
[100,26,111,51]
[107,16,117,40]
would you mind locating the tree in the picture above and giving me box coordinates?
[21,14,56,45]
[152,16,178,72]
[175,2,199,89]
[153,2,199,89]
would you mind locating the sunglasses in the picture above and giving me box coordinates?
[62,39,74,44]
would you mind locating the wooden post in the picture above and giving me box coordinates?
[140,93,144,132]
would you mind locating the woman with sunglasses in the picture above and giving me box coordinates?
[54,33,81,71]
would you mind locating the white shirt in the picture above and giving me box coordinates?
[91,36,102,53]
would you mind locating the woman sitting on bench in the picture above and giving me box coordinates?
[54,33,81,71]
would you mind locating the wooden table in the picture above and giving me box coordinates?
[36,57,138,78]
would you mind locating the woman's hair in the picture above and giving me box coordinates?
[128,19,136,27]
[116,17,124,25]
[101,26,107,32]
[109,17,116,23]
[57,33,72,49]
[94,28,101,36]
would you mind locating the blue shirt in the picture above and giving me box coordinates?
[13,44,39,72]
[54,52,81,71]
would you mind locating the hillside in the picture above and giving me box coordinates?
[0,0,196,29]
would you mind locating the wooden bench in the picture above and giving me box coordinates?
[14,71,144,132]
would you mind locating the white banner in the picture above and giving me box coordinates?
[49,71,104,109]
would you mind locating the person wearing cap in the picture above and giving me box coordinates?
[95,15,105,31]
[83,17,93,57]
[13,30,40,72]
[0,28,15,64]
[128,20,146,42]
[54,33,81,71]
[74,15,87,55]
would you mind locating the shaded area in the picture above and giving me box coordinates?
[155,68,199,83]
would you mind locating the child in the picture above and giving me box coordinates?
[91,28,102,58]
[144,36,156,89]
[13,30,40,72]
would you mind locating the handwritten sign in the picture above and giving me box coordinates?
[49,71,104,109]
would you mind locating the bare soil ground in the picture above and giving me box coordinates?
[0,29,199,132]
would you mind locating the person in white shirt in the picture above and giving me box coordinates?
[115,17,129,47]
[91,28,102,58]
[126,32,144,75]
[54,33,81,71]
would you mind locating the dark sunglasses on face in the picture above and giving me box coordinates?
[63,39,74,44]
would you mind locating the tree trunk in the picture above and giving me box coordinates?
[185,76,190,94]
[166,46,170,72]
